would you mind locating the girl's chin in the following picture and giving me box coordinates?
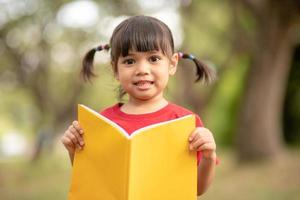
[128,93,163,102]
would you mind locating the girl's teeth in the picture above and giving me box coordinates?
[135,81,152,89]
[136,81,152,85]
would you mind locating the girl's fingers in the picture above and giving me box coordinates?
[190,137,206,150]
[72,121,84,135]
[190,134,215,151]
[188,129,200,142]
[69,126,85,146]
[190,136,211,150]
[65,130,78,145]
[189,127,209,142]
[197,142,216,152]
[61,136,76,152]
[65,131,83,150]
[61,121,85,153]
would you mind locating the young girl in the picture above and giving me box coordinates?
[61,15,217,196]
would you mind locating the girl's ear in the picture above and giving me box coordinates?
[169,53,178,75]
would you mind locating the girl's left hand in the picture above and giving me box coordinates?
[188,127,216,159]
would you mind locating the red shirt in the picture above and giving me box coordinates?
[101,102,203,165]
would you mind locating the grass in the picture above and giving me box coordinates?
[201,149,300,200]
[0,148,299,200]
[0,150,71,200]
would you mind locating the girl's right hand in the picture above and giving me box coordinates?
[61,121,85,155]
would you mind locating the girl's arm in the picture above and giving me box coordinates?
[188,127,217,196]
[197,152,216,196]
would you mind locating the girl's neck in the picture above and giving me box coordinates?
[120,95,168,115]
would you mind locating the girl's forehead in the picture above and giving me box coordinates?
[121,50,164,57]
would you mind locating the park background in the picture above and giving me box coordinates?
[0,0,300,199]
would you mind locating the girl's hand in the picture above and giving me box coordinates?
[61,121,85,155]
[188,127,216,159]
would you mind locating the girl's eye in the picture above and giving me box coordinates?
[149,56,160,62]
[123,59,135,65]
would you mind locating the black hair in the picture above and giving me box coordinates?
[179,52,216,83]
[81,15,216,84]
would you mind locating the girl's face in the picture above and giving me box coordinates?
[115,50,178,102]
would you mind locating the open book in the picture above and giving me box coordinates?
[68,104,197,200]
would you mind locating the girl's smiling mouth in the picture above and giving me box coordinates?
[133,80,154,90]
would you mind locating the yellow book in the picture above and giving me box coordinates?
[68,104,197,200]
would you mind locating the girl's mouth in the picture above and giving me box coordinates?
[134,80,154,90]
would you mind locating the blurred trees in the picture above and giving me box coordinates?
[1,0,300,163]
[180,0,300,162]
[1,0,84,160]
[235,0,300,161]
[0,0,157,160]
[284,46,300,145]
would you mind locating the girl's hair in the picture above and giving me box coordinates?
[81,15,216,84]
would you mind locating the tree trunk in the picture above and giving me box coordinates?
[236,3,297,161]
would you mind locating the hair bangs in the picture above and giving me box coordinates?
[111,16,174,63]
[123,21,160,55]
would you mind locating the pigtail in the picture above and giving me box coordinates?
[81,44,110,82]
[178,52,216,84]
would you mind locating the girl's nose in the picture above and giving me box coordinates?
[135,61,150,76]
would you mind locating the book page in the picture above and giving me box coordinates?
[68,105,130,200]
[128,115,197,200]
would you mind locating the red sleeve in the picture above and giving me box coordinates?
[197,151,202,166]
[195,115,203,127]
[195,115,203,165]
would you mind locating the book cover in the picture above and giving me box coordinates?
[68,104,197,200]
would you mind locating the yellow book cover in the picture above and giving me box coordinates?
[68,104,197,200]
